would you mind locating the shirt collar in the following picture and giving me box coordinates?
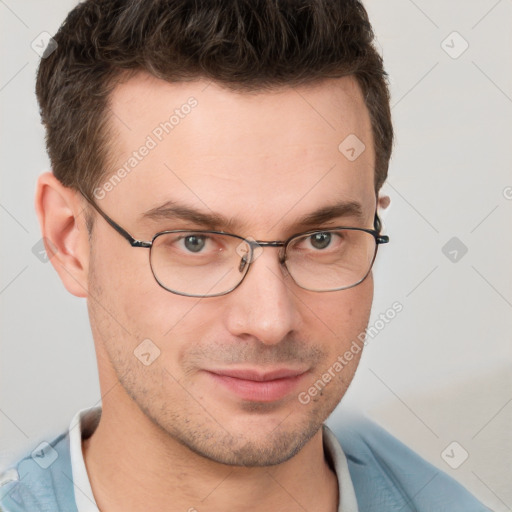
[69,407,101,512]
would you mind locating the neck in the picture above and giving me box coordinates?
[82,389,339,512]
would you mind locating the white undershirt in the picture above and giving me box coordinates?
[69,407,358,512]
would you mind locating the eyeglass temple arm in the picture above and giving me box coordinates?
[373,212,389,245]
[79,190,152,248]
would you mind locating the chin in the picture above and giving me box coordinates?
[181,418,321,467]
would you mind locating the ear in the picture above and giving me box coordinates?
[377,194,390,210]
[34,172,90,298]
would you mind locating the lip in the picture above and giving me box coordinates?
[204,367,309,402]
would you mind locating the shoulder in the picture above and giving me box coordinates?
[327,414,490,512]
[0,431,77,512]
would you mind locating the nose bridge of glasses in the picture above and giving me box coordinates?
[237,239,285,273]
[237,238,285,273]
[251,240,286,262]
[253,240,285,248]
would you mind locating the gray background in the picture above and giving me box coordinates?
[1,1,511,510]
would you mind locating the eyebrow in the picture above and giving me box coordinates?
[297,201,365,227]
[139,199,366,231]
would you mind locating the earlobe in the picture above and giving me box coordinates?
[34,172,90,298]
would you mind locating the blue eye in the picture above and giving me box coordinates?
[309,232,332,249]
[183,235,207,252]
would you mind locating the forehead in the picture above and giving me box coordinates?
[103,73,376,235]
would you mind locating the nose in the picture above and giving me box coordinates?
[223,247,301,345]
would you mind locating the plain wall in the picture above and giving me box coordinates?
[1,1,511,510]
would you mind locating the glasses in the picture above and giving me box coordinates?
[80,191,389,297]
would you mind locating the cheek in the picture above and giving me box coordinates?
[89,238,224,373]
[304,273,374,345]
[88,240,166,344]
[90,239,171,331]
[120,286,223,375]
[300,274,373,393]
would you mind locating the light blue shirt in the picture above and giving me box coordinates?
[0,407,489,511]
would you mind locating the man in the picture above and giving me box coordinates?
[0,1,489,511]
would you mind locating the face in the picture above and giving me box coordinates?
[86,73,377,466]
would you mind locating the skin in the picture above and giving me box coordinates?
[35,73,390,512]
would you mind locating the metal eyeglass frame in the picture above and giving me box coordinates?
[79,190,390,297]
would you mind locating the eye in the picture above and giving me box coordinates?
[290,230,346,254]
[308,232,333,250]
[157,232,229,259]
[183,234,207,253]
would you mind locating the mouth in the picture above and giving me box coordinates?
[203,367,309,402]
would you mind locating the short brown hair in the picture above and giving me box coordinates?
[36,0,393,205]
